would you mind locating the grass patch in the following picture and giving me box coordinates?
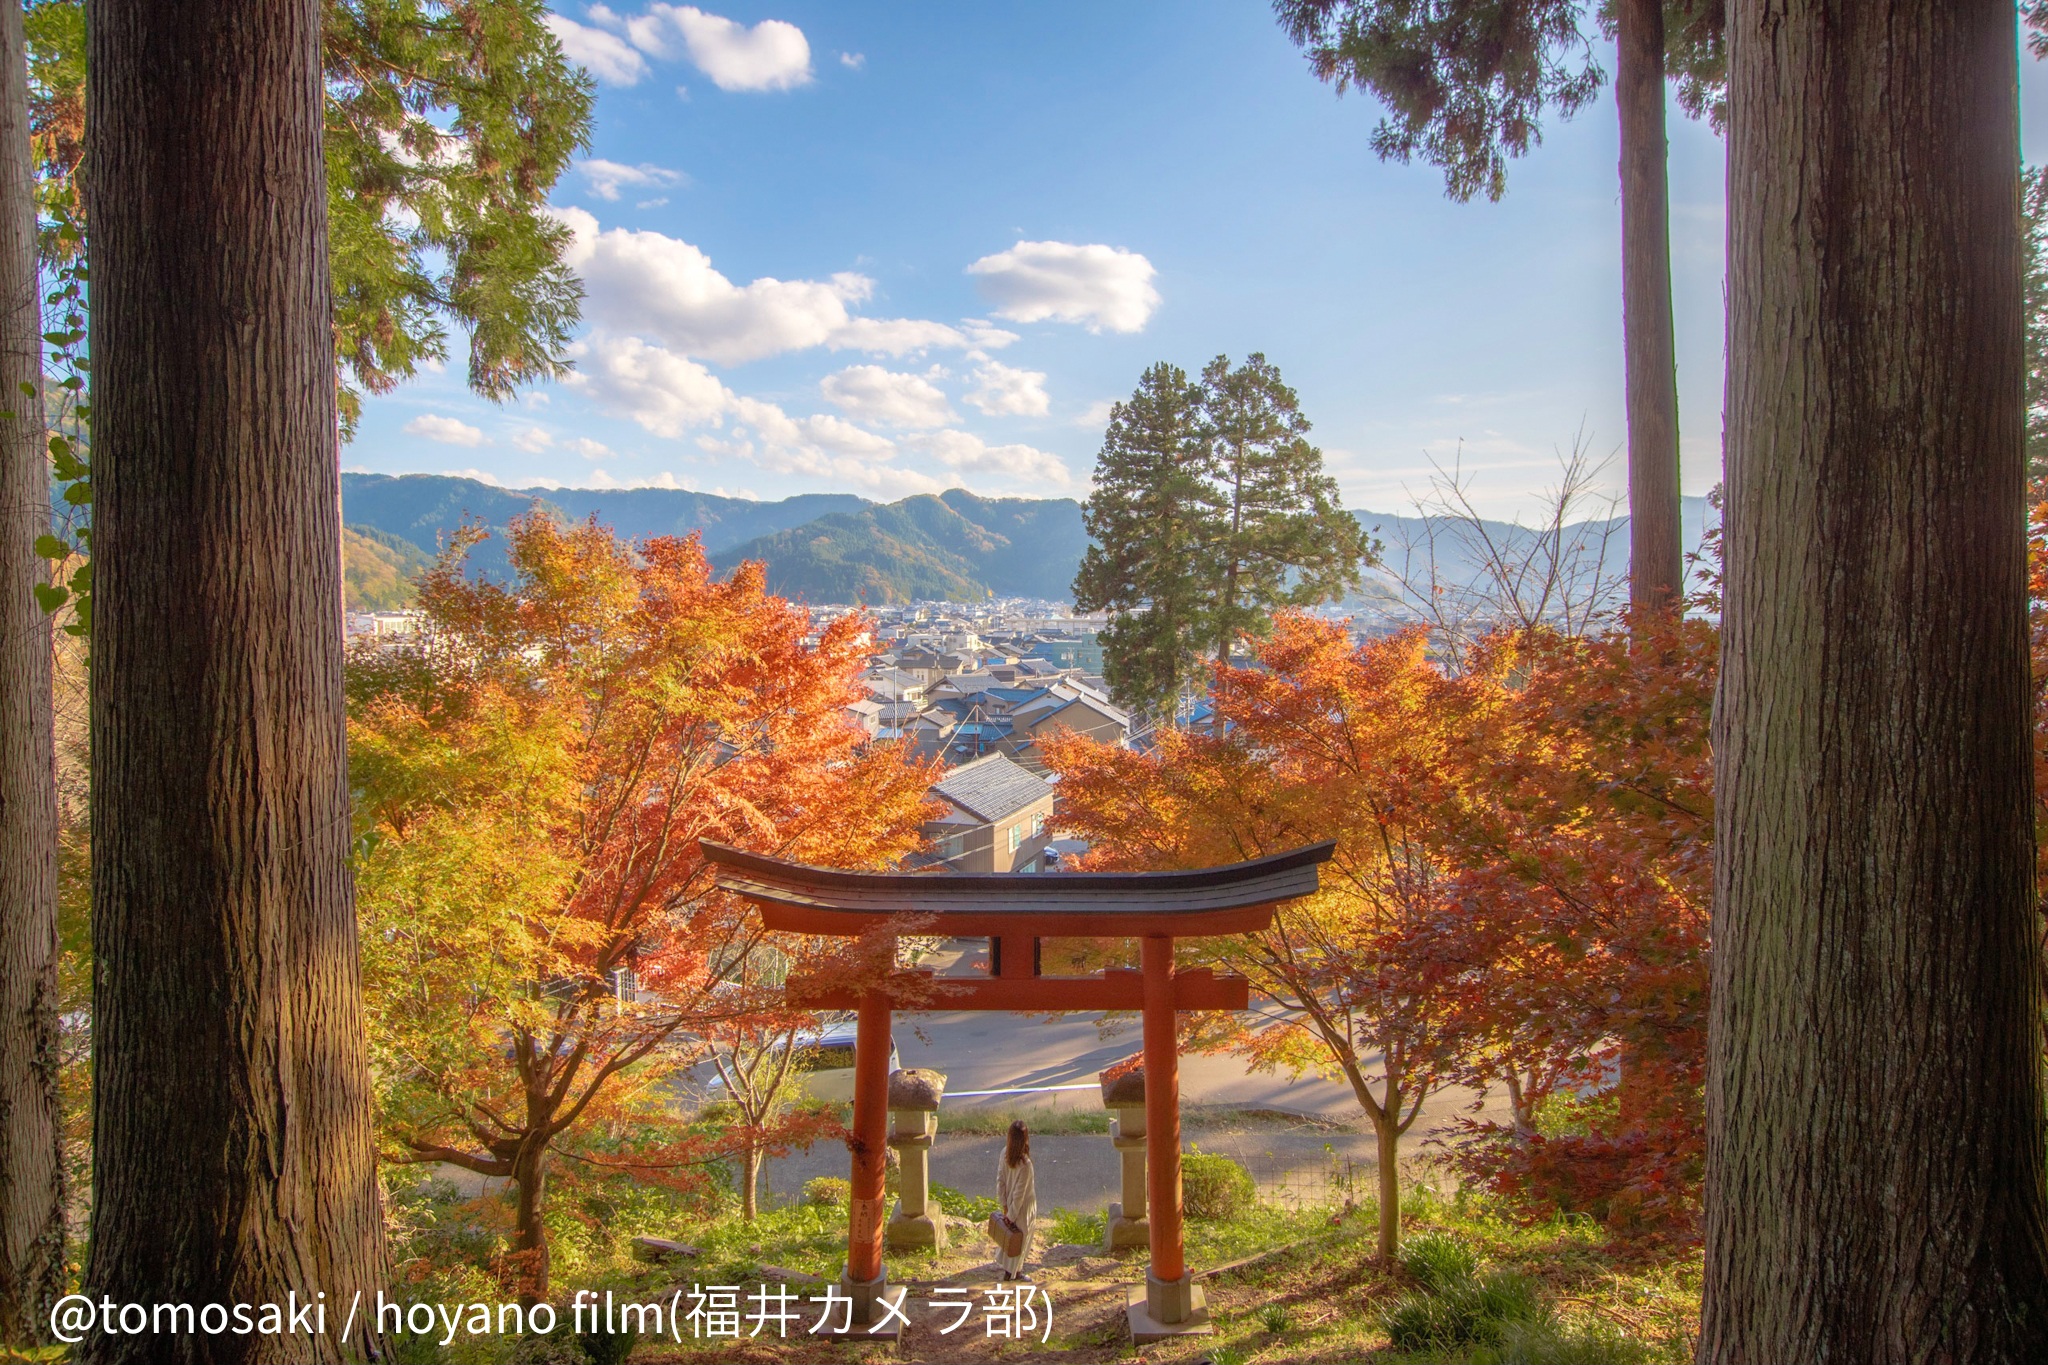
[937,1104,1112,1136]
[1046,1207,1105,1246]
[929,1182,997,1222]
[1380,1268,1550,1351]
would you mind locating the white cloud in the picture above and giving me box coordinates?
[564,334,735,437]
[511,425,609,459]
[1074,398,1117,429]
[564,335,926,494]
[964,361,1050,418]
[799,413,897,458]
[546,14,650,85]
[820,365,955,428]
[828,316,970,356]
[406,414,488,447]
[561,208,870,364]
[916,430,1072,486]
[960,320,1021,351]
[967,240,1161,333]
[558,208,994,366]
[443,468,506,486]
[840,51,865,69]
[585,468,689,489]
[625,5,811,91]
[580,159,684,201]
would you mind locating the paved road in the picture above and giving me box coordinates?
[886,941,1499,1132]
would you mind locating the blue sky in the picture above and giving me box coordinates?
[347,3,2048,519]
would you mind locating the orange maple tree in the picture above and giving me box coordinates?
[1424,607,1715,1242]
[347,515,934,1297]
[1048,602,1717,1250]
[1046,616,1473,1260]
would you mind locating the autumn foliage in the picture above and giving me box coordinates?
[347,516,934,1297]
[1047,606,1714,1249]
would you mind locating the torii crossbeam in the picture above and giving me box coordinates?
[702,839,1335,1339]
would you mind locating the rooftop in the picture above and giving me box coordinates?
[930,752,1054,823]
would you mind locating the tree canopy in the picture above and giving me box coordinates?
[347,516,934,1299]
[1073,355,1373,717]
[25,0,592,431]
[1272,0,1726,203]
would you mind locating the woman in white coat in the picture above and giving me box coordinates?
[994,1119,1036,1281]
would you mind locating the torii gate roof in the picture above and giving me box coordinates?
[700,839,1336,938]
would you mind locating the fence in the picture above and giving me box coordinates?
[1235,1152,1367,1210]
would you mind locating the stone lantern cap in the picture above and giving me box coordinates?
[1099,1055,1144,1108]
[888,1068,945,1110]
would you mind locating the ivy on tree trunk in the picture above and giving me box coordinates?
[0,0,62,1346]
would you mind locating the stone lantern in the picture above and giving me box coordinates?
[884,1068,946,1250]
[1100,1058,1149,1252]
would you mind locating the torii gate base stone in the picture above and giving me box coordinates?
[702,839,1333,1345]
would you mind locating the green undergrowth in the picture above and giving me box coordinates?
[380,1162,1698,1363]
[1185,1189,1699,1364]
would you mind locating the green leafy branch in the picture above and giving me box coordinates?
[30,205,89,636]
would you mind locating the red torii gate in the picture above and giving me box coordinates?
[702,839,1334,1340]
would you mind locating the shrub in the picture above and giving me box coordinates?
[577,1325,638,1365]
[1258,1302,1291,1333]
[1400,1230,1478,1292]
[929,1182,998,1221]
[1181,1151,1255,1221]
[802,1176,850,1208]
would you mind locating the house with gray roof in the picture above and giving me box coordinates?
[919,752,1056,872]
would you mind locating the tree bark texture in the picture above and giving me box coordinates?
[83,2,383,1361]
[1616,0,1685,611]
[1371,1109,1399,1262]
[509,1142,549,1305]
[0,0,62,1345]
[1704,3,2048,1361]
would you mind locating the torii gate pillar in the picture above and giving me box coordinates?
[1131,933,1207,1335]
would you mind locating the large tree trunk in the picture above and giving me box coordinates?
[1703,3,2048,1360]
[1615,0,1684,611]
[82,2,383,1361]
[0,0,62,1345]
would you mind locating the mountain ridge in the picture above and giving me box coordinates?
[339,471,1714,607]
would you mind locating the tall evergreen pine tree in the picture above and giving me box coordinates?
[1074,363,1212,717]
[1201,352,1371,670]
[1076,355,1371,719]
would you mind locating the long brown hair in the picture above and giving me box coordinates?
[1005,1119,1030,1168]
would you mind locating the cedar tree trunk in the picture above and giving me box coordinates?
[0,0,61,1345]
[1703,2,2048,1360]
[1615,0,1685,611]
[82,2,384,1361]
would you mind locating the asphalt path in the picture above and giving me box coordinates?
[887,940,1496,1129]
